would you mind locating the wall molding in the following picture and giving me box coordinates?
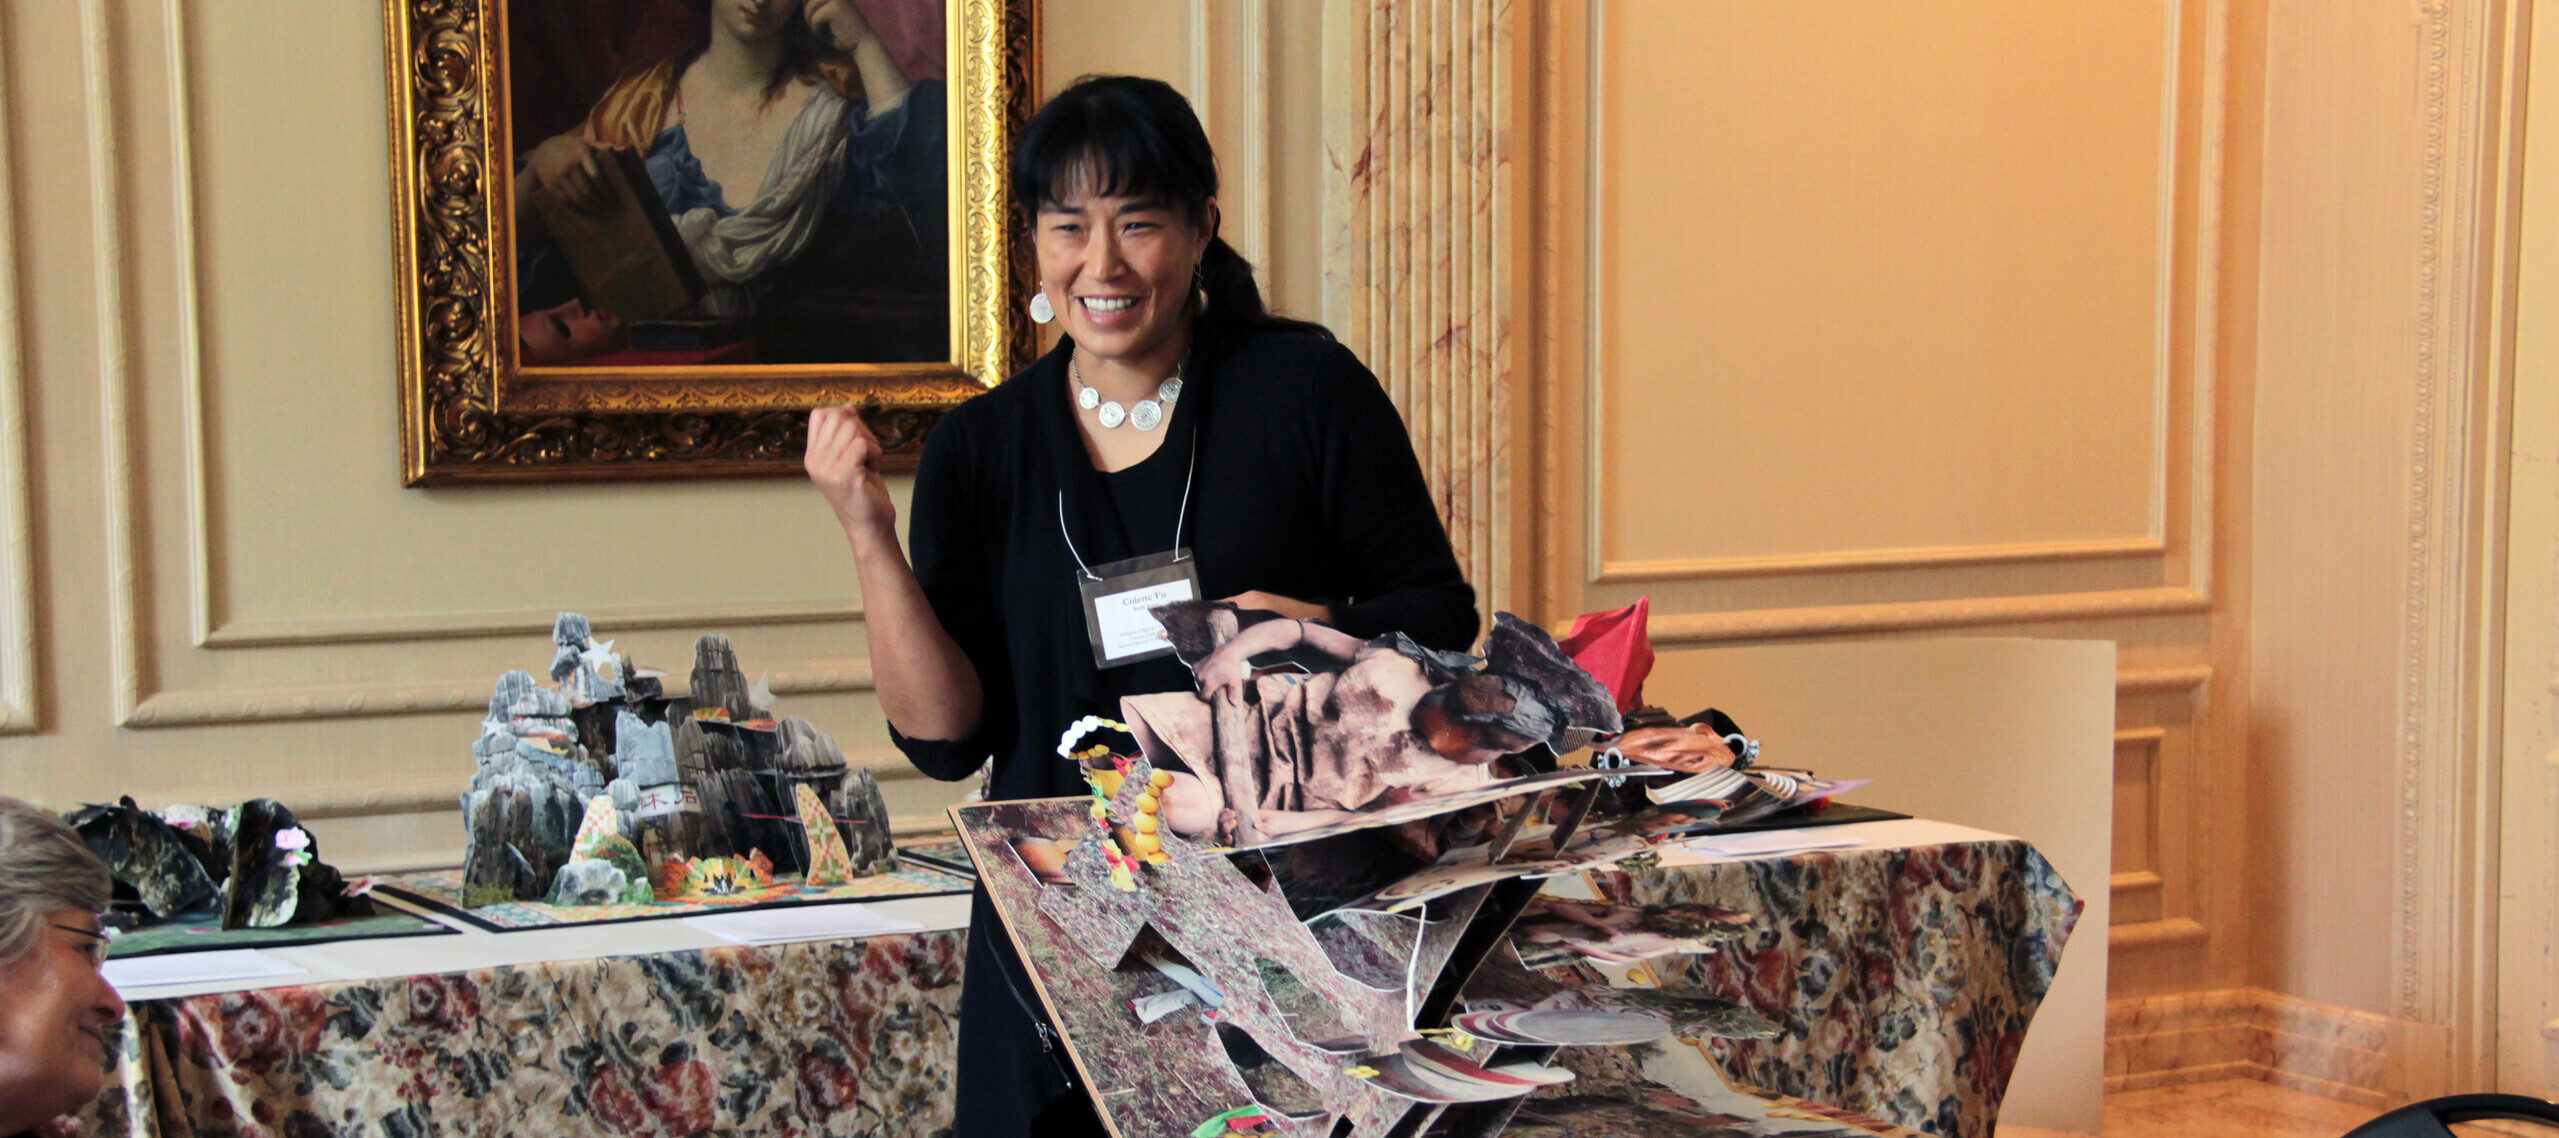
[1644,586,2210,647]
[2106,987,2409,1108]
[1594,536,2166,585]
[1189,0,1272,273]
[122,663,877,729]
[2111,917,2206,952]
[2392,0,2514,1090]
[199,598,863,649]
[2178,0,2229,601]
[0,10,39,735]
[86,0,155,728]
[2117,664,2214,695]
[1581,2,2221,601]
[162,0,219,658]
[2113,725,2168,922]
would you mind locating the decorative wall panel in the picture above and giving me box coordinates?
[0,10,35,735]
[1513,0,2242,1010]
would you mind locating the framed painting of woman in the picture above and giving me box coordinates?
[384,0,1035,484]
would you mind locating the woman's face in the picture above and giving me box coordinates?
[1034,180,1214,378]
[0,909,125,1130]
[714,0,805,44]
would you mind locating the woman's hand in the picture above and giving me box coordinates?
[1220,591,1332,624]
[522,134,617,215]
[805,406,896,539]
[1615,724,1738,774]
[807,0,875,52]
[809,0,913,112]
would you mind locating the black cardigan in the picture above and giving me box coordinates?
[901,320,1477,1136]
[891,319,1479,800]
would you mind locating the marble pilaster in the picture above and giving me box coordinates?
[1322,0,1513,614]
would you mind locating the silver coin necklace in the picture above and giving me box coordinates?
[1072,350,1182,431]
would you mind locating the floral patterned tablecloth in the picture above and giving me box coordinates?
[84,930,964,1138]
[79,831,2069,1138]
[1588,836,2082,1138]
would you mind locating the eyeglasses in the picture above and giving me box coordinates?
[49,921,116,968]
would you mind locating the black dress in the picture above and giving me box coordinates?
[890,318,1478,1135]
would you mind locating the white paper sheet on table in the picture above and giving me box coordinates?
[682,904,925,945]
[1681,830,1867,858]
[103,948,306,992]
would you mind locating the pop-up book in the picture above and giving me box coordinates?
[953,608,1917,1138]
[377,614,972,929]
[68,797,377,931]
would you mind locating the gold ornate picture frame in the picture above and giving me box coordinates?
[384,0,1035,485]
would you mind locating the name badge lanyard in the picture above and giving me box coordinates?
[1061,433,1202,669]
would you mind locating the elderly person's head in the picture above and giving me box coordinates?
[0,797,124,1134]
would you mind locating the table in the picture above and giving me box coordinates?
[75,820,2073,1138]
[83,894,972,1138]
[1595,818,2083,1138]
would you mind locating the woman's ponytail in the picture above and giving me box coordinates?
[1196,238,1263,321]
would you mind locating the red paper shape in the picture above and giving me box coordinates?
[1556,597,1653,714]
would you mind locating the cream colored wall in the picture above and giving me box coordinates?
[2249,1,2420,1019]
[2247,0,2514,1093]
[2502,0,2559,1097]
[1516,0,2255,1008]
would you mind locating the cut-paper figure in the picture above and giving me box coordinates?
[1119,605,1620,850]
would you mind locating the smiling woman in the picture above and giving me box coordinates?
[803,75,1478,1136]
[0,798,124,1138]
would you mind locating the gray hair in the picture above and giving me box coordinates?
[0,797,111,965]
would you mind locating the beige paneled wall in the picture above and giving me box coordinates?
[2250,0,2420,1017]
[2500,0,2559,1099]
[2249,0,2516,1091]
[1514,0,2251,1005]
[1593,3,2168,569]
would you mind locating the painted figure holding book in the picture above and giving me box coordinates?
[512,0,948,366]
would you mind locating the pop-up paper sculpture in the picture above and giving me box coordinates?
[68,797,375,931]
[460,614,898,906]
[954,609,1893,1138]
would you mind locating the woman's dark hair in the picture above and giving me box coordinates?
[1014,75,1325,335]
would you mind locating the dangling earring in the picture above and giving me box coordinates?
[1028,289,1055,325]
[1191,264,1207,313]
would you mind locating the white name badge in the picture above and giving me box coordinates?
[1076,549,1202,668]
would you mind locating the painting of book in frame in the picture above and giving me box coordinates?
[384,0,1036,485]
